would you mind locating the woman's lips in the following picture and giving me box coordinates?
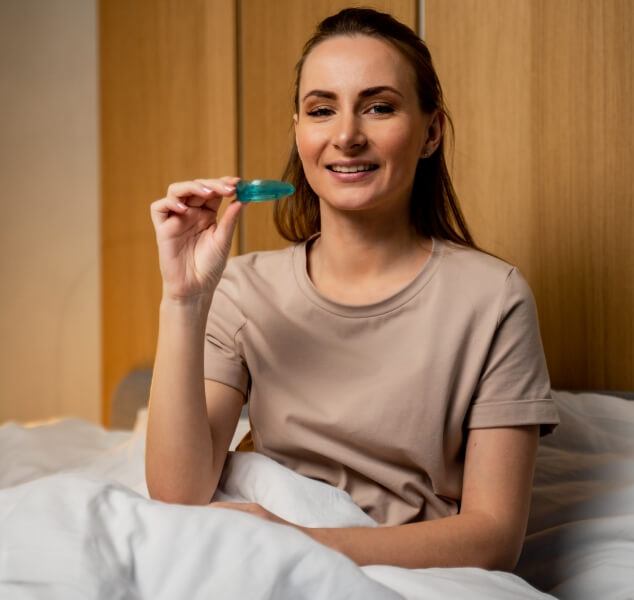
[326,167,379,183]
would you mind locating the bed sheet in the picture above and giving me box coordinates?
[515,391,634,599]
[0,390,632,599]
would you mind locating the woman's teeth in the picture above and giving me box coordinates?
[328,164,378,173]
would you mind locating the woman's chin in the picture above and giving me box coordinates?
[317,191,391,214]
[320,198,381,213]
[320,195,396,213]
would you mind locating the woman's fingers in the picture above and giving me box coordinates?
[193,177,241,206]
[214,200,243,252]
[150,176,247,298]
[150,177,240,227]
[216,175,241,186]
[169,179,235,207]
[150,196,190,227]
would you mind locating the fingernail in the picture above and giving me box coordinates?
[224,184,235,192]
[202,185,213,194]
[177,202,188,209]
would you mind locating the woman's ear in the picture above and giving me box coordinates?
[293,113,299,142]
[420,110,444,158]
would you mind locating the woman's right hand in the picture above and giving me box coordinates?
[150,176,244,302]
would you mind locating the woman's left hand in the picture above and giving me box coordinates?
[208,501,294,527]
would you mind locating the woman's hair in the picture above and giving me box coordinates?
[273,7,485,253]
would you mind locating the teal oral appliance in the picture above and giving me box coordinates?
[236,179,295,203]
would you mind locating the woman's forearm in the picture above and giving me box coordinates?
[145,295,215,505]
[300,511,516,571]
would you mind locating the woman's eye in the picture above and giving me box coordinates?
[307,107,334,117]
[368,103,395,115]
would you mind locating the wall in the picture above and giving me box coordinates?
[100,0,238,426]
[1,0,630,426]
[101,0,632,425]
[425,0,633,390]
[0,0,100,424]
[100,0,416,426]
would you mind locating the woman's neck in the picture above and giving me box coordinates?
[307,201,432,302]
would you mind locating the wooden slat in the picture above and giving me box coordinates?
[239,0,418,253]
[426,0,633,389]
[100,0,238,425]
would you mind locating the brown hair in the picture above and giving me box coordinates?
[274,7,489,254]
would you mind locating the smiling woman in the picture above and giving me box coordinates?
[146,7,561,573]
[275,8,469,251]
[289,33,441,303]
[296,36,432,215]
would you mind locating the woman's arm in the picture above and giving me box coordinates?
[145,177,244,505]
[145,297,244,505]
[300,424,540,571]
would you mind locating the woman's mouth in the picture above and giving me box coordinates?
[327,163,379,173]
[326,163,379,181]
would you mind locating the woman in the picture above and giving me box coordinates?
[146,8,560,571]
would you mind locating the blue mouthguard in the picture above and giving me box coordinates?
[236,179,295,203]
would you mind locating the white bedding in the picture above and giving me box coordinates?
[0,390,632,599]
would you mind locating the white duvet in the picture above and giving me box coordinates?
[0,390,632,599]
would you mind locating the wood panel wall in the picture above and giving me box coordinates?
[101,0,632,425]
[425,0,633,390]
[100,0,416,426]
[100,0,237,425]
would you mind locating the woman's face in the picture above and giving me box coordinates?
[294,34,437,216]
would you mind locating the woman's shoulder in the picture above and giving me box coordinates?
[437,237,529,299]
[439,237,516,276]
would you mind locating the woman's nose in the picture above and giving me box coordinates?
[333,113,367,151]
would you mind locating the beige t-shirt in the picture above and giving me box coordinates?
[204,235,560,526]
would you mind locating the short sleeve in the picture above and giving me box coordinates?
[465,267,560,437]
[204,265,250,401]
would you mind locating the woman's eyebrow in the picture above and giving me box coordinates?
[302,89,336,102]
[301,85,404,103]
[359,86,404,99]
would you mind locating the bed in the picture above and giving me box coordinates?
[1,380,632,599]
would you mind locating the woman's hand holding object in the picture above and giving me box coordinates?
[150,176,244,302]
